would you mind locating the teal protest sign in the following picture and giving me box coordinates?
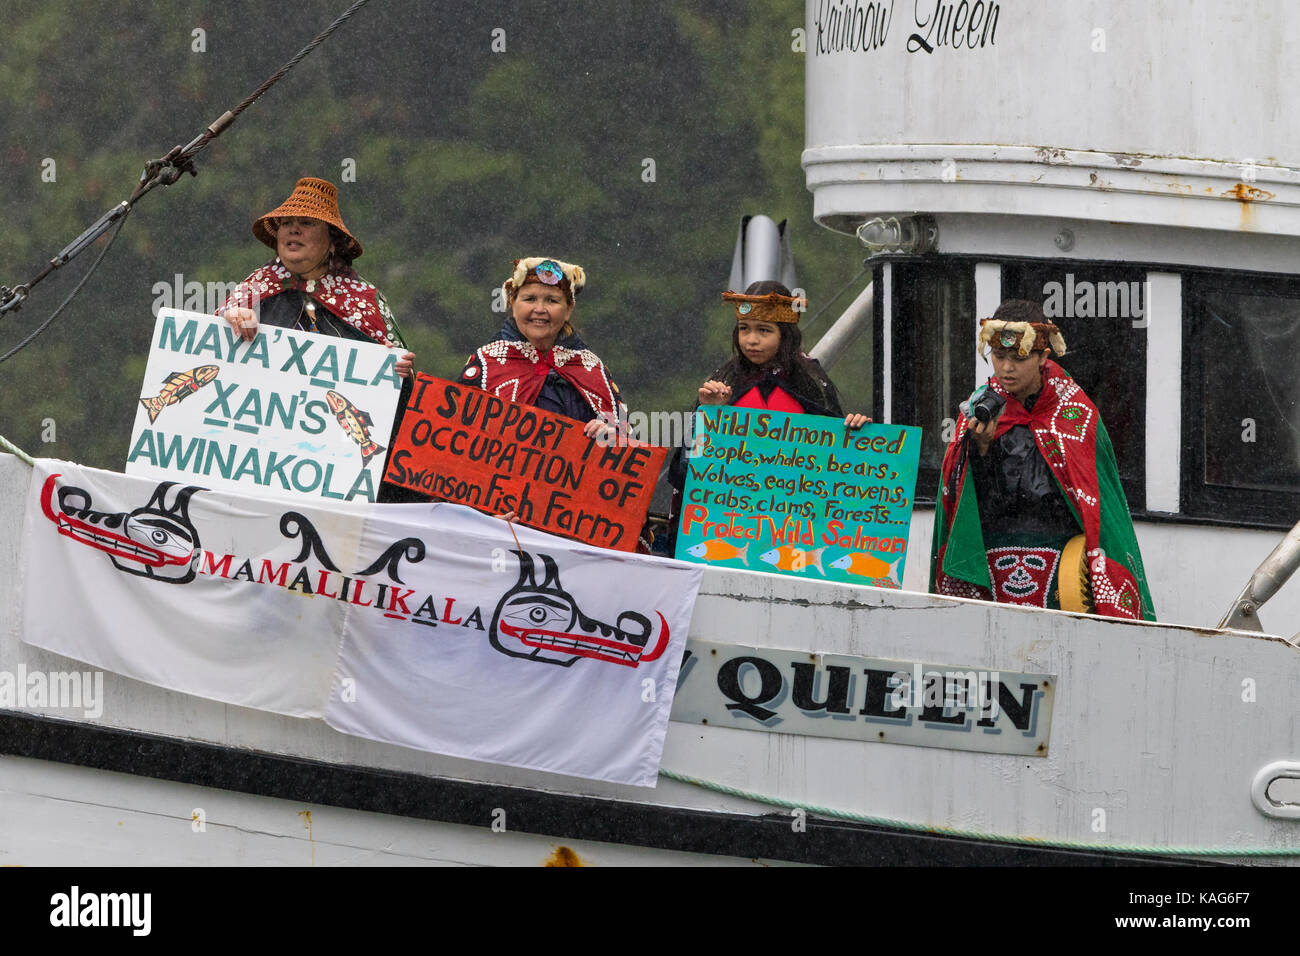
[675,407,922,587]
[126,309,403,502]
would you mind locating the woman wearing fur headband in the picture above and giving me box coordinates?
[456,257,625,441]
[930,299,1155,620]
[459,257,652,549]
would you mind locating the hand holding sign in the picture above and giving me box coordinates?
[698,380,733,406]
[224,307,259,343]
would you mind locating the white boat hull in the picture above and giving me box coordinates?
[2,454,1297,864]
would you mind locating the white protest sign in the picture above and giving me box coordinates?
[126,309,402,503]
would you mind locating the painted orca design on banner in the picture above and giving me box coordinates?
[40,473,204,584]
[488,549,670,668]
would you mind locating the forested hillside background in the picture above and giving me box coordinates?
[0,0,872,467]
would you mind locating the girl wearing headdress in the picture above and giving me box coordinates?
[694,280,869,425]
[666,280,870,551]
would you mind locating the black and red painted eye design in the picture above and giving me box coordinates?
[40,474,204,584]
[488,551,669,668]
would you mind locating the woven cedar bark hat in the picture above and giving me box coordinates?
[252,177,362,259]
[722,289,806,324]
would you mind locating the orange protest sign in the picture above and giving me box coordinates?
[386,375,666,552]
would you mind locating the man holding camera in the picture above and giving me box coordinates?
[930,300,1155,620]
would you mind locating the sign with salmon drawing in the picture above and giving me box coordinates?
[126,309,403,503]
[676,407,922,587]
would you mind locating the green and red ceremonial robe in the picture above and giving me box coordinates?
[930,360,1156,621]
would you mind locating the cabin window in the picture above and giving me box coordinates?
[1184,274,1300,525]
[891,261,976,500]
[1000,263,1148,511]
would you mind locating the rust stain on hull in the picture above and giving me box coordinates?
[1223,182,1275,202]
[298,810,315,866]
[1219,182,1273,230]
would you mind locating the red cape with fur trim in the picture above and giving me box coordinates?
[460,339,620,418]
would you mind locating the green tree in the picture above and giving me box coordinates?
[0,0,870,470]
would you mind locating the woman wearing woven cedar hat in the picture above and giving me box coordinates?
[930,299,1156,620]
[457,257,625,441]
[665,280,871,552]
[217,177,415,378]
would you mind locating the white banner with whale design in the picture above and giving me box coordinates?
[126,308,403,504]
[19,460,701,786]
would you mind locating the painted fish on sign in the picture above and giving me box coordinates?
[139,365,219,424]
[326,390,385,465]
